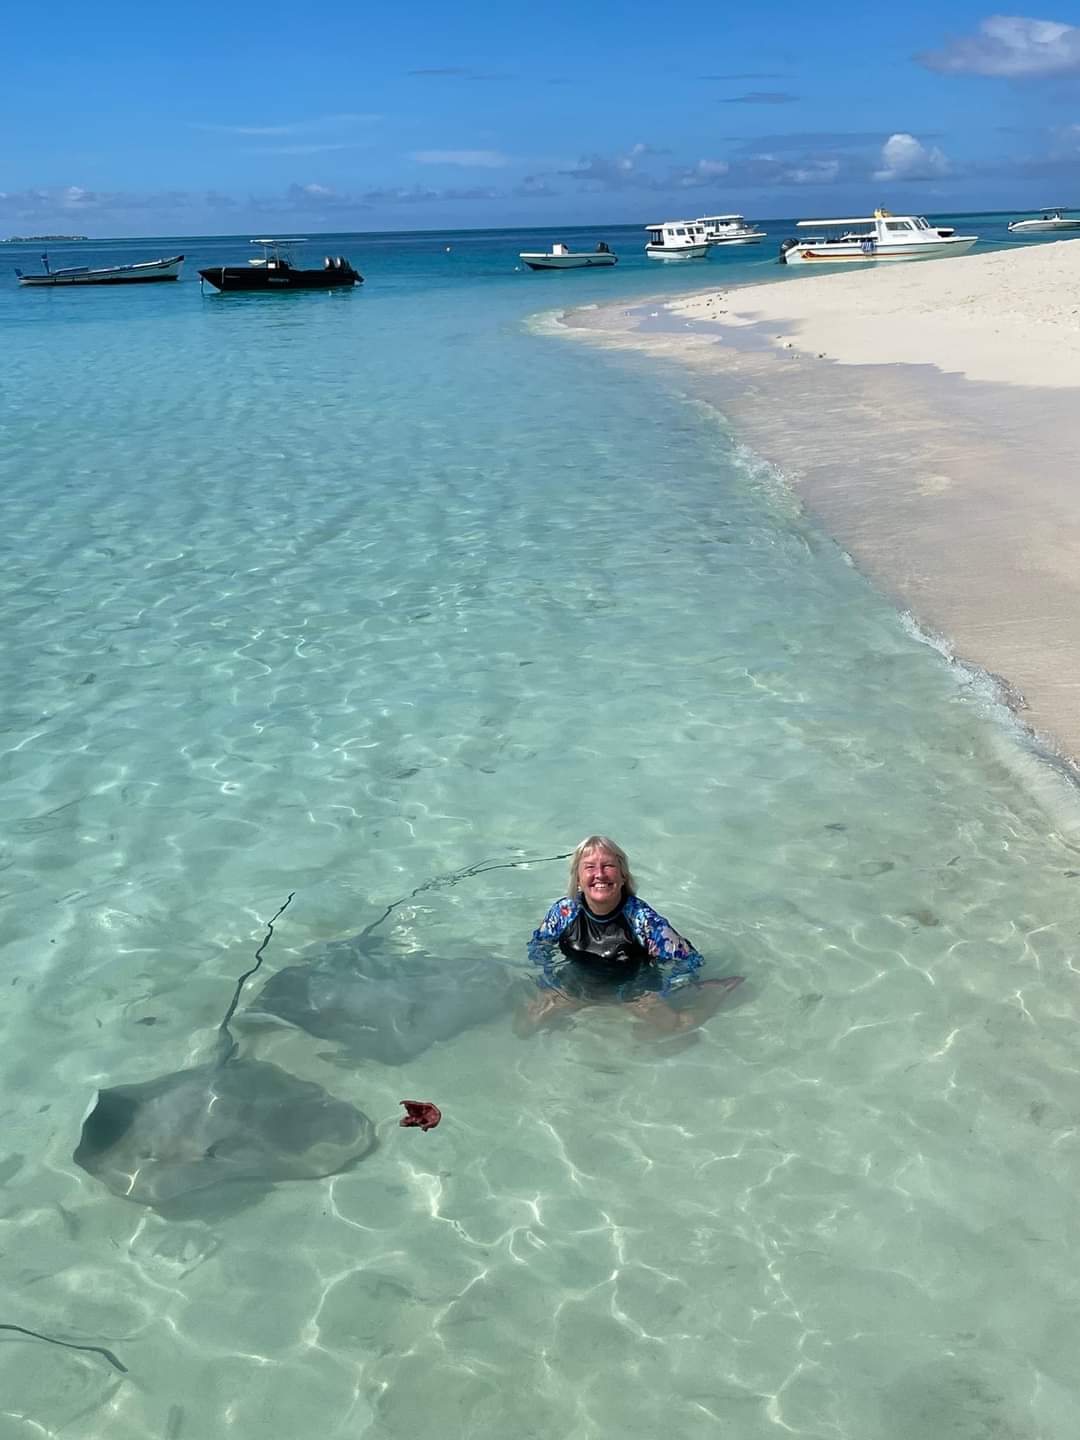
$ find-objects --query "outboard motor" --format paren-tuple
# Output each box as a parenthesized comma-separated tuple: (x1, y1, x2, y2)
(778, 238, 799, 265)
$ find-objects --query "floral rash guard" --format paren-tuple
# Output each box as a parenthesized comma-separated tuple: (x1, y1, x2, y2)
(528, 894, 704, 999)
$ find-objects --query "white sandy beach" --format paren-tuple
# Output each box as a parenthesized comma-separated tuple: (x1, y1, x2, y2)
(563, 239, 1080, 761)
(672, 238, 1080, 389)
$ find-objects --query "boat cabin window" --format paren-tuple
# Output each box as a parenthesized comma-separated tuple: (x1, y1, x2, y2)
(884, 220, 915, 232)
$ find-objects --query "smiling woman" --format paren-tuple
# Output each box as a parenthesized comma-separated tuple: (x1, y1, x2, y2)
(519, 834, 743, 1034)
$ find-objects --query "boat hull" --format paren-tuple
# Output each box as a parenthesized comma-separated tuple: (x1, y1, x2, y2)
(199, 266, 361, 292)
(1007, 218, 1080, 233)
(645, 243, 709, 261)
(17, 256, 184, 286)
(781, 236, 977, 265)
(519, 253, 618, 269)
(705, 233, 766, 246)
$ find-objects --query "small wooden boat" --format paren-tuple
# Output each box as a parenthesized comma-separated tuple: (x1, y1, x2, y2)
(16, 254, 183, 286)
(519, 241, 618, 270)
(199, 238, 362, 292)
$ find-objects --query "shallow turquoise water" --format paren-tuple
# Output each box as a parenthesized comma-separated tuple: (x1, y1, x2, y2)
(2, 222, 1079, 1439)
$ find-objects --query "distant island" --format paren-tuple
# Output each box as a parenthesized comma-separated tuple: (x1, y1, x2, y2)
(2, 234, 88, 243)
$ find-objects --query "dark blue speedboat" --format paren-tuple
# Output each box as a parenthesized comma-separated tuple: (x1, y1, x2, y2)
(199, 238, 362, 292)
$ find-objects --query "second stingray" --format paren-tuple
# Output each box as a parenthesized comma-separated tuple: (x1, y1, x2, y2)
(244, 933, 518, 1065)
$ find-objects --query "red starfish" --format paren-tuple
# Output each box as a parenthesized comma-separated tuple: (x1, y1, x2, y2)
(399, 1100, 441, 1132)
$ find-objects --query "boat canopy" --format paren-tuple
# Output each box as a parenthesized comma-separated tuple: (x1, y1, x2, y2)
(250, 237, 308, 245)
(796, 217, 879, 228)
(698, 214, 746, 221)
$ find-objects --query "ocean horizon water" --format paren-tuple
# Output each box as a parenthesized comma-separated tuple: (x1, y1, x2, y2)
(4, 218, 1080, 1439)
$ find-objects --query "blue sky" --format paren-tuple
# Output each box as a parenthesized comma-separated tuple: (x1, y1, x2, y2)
(2, 3, 1078, 235)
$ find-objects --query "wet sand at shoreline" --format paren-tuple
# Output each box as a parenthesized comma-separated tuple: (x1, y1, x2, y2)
(556, 241, 1080, 764)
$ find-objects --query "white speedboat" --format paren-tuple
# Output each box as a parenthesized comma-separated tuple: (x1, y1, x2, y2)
(778, 210, 977, 265)
(519, 241, 617, 270)
(1008, 208, 1080, 234)
(644, 221, 709, 261)
(16, 253, 184, 286)
(697, 213, 766, 245)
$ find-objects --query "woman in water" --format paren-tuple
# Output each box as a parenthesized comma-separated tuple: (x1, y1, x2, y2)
(520, 835, 739, 1033)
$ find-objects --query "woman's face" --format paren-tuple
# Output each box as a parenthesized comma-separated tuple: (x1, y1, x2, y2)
(578, 848, 623, 915)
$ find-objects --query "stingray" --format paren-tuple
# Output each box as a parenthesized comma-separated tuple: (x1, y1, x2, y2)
(243, 852, 570, 1064)
(74, 896, 376, 1212)
(245, 934, 517, 1064)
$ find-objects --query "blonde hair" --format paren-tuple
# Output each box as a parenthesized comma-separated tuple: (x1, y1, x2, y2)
(569, 835, 636, 898)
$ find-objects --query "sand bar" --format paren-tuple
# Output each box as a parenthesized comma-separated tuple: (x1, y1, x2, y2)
(561, 241, 1080, 764)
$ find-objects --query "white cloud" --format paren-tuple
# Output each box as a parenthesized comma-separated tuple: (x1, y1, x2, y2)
(0, 185, 190, 222)
(919, 15, 1080, 76)
(192, 113, 379, 137)
(558, 143, 671, 190)
(873, 133, 950, 181)
(412, 149, 510, 168)
(249, 143, 369, 156)
(671, 157, 730, 188)
(784, 158, 840, 184)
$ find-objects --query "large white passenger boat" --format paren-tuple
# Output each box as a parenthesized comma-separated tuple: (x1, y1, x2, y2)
(644, 221, 709, 261)
(1007, 208, 1080, 235)
(778, 210, 977, 265)
(697, 214, 766, 245)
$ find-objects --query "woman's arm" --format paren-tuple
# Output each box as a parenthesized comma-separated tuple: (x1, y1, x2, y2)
(625, 897, 704, 996)
(527, 898, 578, 988)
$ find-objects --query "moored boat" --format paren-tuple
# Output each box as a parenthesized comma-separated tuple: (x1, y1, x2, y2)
(697, 214, 766, 245)
(519, 241, 618, 270)
(1007, 208, 1080, 235)
(778, 210, 977, 265)
(16, 254, 184, 286)
(644, 221, 709, 261)
(199, 239, 362, 292)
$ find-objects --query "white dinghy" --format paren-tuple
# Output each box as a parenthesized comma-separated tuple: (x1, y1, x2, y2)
(519, 241, 618, 270)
